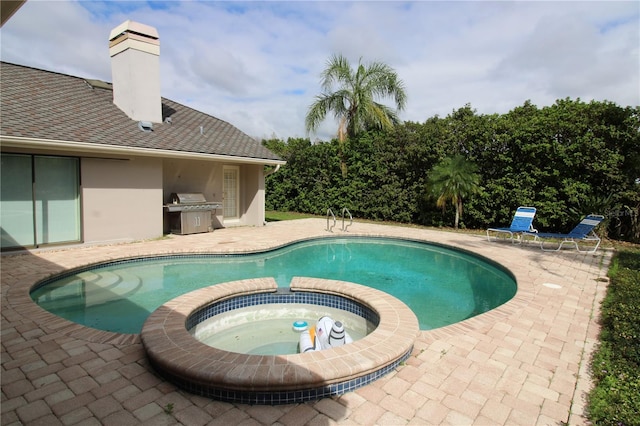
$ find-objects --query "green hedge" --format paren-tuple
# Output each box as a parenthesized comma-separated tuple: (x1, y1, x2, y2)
(587, 248, 640, 425)
(265, 99, 640, 242)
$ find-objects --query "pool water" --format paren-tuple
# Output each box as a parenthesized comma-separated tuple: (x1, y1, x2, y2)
(31, 237, 516, 333)
(191, 304, 373, 355)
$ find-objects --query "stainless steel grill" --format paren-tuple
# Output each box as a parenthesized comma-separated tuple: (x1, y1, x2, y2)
(164, 193, 222, 234)
(165, 193, 221, 212)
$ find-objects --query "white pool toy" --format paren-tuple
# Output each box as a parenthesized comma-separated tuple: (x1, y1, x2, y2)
(299, 316, 353, 352)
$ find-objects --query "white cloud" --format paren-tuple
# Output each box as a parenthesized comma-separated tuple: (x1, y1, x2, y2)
(0, 1, 112, 80)
(1, 0, 637, 141)
(493, 5, 639, 108)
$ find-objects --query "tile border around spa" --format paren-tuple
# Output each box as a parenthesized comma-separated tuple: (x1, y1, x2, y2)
(140, 277, 419, 404)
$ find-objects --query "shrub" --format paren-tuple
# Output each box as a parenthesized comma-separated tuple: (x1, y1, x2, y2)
(587, 247, 640, 425)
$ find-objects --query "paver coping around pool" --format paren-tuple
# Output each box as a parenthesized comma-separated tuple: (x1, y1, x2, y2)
(140, 276, 419, 393)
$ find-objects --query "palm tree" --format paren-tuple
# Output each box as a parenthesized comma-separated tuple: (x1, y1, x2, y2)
(427, 155, 482, 229)
(305, 54, 407, 176)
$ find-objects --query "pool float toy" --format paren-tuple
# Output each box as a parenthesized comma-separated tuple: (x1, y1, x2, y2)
(292, 320, 308, 332)
(299, 316, 353, 352)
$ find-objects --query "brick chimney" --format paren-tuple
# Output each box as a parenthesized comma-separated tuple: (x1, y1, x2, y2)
(109, 20, 162, 123)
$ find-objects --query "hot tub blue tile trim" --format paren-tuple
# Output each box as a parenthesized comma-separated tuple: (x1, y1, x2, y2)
(165, 290, 395, 404)
(186, 291, 380, 330)
(150, 344, 412, 405)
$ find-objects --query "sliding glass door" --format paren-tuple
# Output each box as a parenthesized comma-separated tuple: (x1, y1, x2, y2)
(1, 153, 80, 249)
(34, 156, 81, 245)
(1, 154, 34, 247)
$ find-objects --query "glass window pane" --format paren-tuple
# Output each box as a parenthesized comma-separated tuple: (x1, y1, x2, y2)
(34, 156, 80, 245)
(1, 153, 35, 248)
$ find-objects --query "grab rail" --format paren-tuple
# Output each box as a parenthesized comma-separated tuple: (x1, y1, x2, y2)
(326, 208, 336, 232)
(341, 208, 353, 232)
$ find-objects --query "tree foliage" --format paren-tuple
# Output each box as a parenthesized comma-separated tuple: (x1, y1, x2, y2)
(305, 54, 407, 177)
(266, 99, 640, 242)
(305, 54, 407, 141)
(427, 155, 482, 229)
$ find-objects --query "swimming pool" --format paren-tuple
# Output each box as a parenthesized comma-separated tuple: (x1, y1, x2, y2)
(31, 237, 516, 333)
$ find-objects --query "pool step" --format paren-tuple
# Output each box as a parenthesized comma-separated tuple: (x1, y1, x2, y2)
(76, 270, 144, 306)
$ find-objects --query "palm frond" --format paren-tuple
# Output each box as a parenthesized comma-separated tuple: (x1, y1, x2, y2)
(427, 155, 482, 228)
(306, 54, 407, 141)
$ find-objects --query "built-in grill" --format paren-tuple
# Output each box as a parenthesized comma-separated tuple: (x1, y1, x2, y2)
(164, 193, 222, 235)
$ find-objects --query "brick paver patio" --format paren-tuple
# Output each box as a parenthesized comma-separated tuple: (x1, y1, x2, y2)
(1, 219, 611, 425)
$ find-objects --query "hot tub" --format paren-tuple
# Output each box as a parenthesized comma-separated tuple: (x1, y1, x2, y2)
(140, 277, 419, 404)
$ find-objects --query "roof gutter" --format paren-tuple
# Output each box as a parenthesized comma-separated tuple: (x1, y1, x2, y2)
(0, 136, 286, 166)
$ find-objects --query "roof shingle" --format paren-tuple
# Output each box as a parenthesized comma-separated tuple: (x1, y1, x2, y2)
(0, 62, 283, 162)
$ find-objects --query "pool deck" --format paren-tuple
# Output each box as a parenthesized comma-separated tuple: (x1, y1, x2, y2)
(1, 219, 611, 425)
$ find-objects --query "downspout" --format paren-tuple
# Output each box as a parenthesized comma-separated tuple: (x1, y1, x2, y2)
(264, 164, 281, 177)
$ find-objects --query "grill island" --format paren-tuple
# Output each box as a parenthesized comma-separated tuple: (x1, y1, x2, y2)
(165, 193, 222, 235)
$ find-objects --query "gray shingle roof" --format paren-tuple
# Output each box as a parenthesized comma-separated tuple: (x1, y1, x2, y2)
(0, 62, 283, 162)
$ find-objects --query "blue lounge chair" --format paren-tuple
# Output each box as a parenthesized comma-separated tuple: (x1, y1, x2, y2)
(523, 214, 604, 253)
(486, 207, 537, 243)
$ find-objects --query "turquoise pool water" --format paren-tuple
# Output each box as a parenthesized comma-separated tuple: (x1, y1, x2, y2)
(31, 237, 516, 333)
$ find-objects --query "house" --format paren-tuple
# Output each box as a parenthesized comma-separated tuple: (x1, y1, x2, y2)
(0, 20, 285, 250)
(0, 0, 25, 27)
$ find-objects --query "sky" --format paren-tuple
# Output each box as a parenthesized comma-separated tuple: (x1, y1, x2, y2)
(1, 1, 638, 141)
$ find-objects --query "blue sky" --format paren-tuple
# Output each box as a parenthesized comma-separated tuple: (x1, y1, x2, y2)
(1, 1, 638, 141)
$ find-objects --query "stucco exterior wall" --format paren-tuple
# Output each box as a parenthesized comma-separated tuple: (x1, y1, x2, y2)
(162, 159, 266, 230)
(82, 156, 163, 243)
(242, 164, 265, 226)
(0, 146, 270, 249)
(162, 158, 223, 231)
